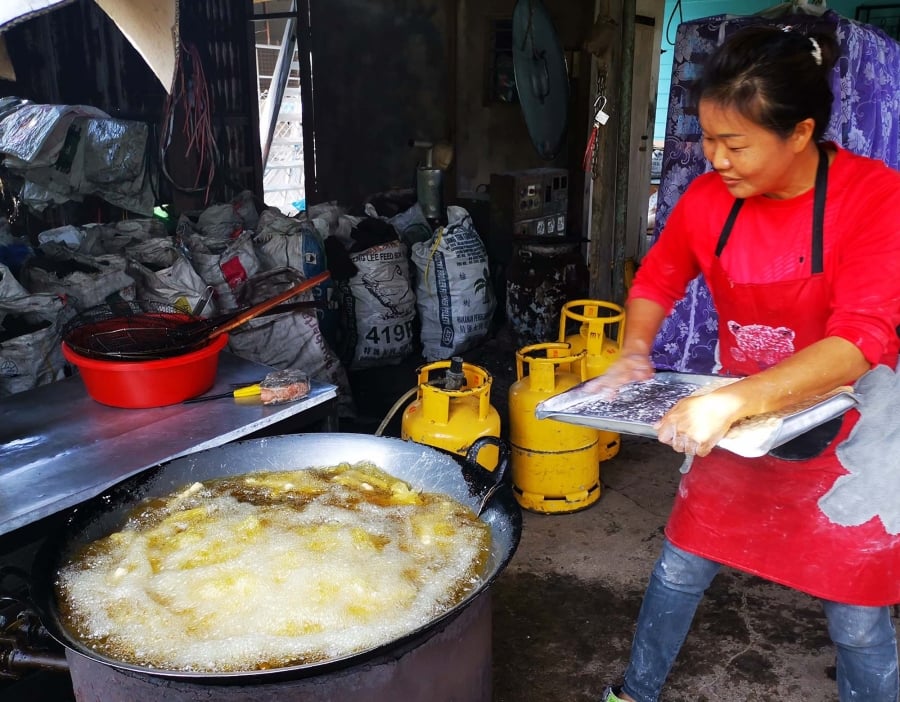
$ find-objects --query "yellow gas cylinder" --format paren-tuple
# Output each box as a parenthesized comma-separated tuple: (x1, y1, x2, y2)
(559, 299, 625, 461)
(508, 342, 600, 514)
(401, 357, 501, 470)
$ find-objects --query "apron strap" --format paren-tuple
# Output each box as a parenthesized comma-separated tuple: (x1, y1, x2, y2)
(715, 199, 744, 257)
(811, 146, 829, 274)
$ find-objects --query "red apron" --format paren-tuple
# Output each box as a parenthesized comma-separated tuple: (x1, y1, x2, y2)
(665, 150, 900, 605)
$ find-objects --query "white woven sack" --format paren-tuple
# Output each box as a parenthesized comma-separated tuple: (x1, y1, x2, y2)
(411, 205, 495, 361)
(343, 240, 416, 368)
(253, 209, 326, 275)
(126, 238, 217, 315)
(185, 230, 260, 312)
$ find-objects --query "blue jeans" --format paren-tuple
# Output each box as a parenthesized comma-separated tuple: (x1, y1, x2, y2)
(621, 539, 899, 702)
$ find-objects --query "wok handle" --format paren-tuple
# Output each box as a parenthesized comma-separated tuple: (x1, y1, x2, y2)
(208, 271, 331, 340)
(465, 436, 511, 516)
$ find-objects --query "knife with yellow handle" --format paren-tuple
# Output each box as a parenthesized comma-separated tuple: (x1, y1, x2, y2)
(183, 383, 261, 404)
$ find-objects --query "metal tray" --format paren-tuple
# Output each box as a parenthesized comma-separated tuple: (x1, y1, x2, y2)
(535, 372, 858, 458)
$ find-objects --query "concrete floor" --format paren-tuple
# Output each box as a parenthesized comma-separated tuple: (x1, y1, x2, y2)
(492, 435, 847, 702)
(346, 324, 899, 702)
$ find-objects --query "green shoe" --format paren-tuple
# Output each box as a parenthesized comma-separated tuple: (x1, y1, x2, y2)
(601, 686, 628, 702)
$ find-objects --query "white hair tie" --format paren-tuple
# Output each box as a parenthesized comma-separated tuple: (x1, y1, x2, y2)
(809, 37, 823, 66)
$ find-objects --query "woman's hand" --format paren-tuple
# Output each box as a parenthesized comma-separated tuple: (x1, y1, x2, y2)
(581, 297, 667, 400)
(654, 390, 745, 457)
(581, 352, 655, 400)
(654, 336, 870, 457)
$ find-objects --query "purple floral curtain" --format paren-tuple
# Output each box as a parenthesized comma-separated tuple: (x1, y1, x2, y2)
(650, 10, 900, 373)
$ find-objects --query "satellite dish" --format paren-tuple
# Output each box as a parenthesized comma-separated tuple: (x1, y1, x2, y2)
(511, 0, 569, 161)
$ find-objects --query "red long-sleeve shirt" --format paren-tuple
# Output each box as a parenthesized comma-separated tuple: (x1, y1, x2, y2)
(631, 144, 900, 365)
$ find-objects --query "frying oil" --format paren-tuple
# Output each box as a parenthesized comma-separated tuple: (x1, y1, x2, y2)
(55, 463, 491, 672)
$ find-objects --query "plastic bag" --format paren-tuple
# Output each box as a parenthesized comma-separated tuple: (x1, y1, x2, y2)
(0, 263, 69, 396)
(20, 243, 135, 311)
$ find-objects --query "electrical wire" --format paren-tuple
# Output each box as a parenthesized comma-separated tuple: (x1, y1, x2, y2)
(582, 124, 599, 173)
(159, 42, 220, 205)
(665, 0, 683, 47)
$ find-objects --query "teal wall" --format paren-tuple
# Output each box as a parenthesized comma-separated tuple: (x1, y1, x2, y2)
(653, 0, 862, 146)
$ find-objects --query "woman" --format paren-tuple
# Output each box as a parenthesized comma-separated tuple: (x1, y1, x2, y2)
(592, 25, 900, 702)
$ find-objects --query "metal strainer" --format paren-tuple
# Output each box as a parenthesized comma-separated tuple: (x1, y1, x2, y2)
(62, 271, 330, 361)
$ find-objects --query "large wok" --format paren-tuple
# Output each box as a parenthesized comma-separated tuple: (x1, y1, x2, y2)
(31, 433, 522, 682)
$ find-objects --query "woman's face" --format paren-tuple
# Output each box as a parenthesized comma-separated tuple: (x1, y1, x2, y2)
(699, 98, 809, 200)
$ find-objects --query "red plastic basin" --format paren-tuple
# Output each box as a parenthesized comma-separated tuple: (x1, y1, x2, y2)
(61, 334, 228, 409)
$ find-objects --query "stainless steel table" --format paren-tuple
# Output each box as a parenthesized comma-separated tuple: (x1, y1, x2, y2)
(0, 353, 338, 537)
